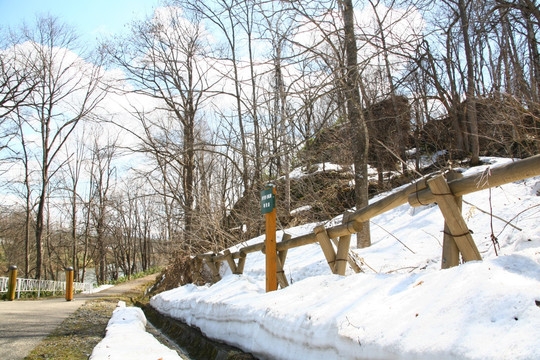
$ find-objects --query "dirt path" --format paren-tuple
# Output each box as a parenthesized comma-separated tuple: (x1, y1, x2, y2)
(0, 274, 159, 360)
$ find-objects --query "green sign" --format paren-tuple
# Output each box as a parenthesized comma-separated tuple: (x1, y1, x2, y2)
(261, 187, 275, 214)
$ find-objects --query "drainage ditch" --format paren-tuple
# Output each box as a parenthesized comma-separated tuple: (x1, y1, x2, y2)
(139, 302, 257, 360)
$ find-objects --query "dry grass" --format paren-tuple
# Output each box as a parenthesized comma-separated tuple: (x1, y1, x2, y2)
(24, 298, 122, 360)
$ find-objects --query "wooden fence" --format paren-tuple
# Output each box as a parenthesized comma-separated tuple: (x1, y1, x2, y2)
(196, 154, 540, 288)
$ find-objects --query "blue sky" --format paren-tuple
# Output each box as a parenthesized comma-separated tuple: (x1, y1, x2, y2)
(0, 0, 161, 45)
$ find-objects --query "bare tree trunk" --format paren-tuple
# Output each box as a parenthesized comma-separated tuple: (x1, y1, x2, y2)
(341, 0, 371, 247)
(458, 0, 480, 165)
(247, 29, 262, 187)
(35, 182, 46, 279)
(370, 0, 407, 173)
(274, 41, 291, 215)
(523, 10, 540, 102)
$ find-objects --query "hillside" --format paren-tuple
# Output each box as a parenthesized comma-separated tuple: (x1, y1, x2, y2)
(150, 157, 540, 359)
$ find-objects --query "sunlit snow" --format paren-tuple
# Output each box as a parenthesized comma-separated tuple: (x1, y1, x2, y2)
(95, 157, 540, 360)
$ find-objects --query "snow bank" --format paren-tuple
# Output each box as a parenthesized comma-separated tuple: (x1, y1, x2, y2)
(152, 257, 540, 360)
(90, 301, 181, 360)
(151, 157, 540, 359)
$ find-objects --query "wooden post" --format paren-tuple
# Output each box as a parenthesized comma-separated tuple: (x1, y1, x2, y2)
(335, 212, 353, 275)
(224, 249, 238, 274)
(65, 267, 74, 301)
(441, 171, 463, 269)
(8, 265, 17, 301)
(206, 257, 222, 283)
(262, 185, 277, 292)
(236, 253, 247, 275)
(276, 234, 290, 288)
(314, 225, 337, 273)
(428, 175, 481, 262)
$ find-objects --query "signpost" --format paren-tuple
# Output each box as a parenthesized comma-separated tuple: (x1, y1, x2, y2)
(261, 184, 277, 292)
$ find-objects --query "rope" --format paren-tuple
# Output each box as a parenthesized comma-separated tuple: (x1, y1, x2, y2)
(443, 229, 472, 238)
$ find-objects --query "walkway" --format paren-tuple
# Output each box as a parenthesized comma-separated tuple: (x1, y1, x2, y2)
(0, 274, 158, 360)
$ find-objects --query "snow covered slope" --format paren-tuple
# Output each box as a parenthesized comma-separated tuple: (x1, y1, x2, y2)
(151, 158, 540, 360)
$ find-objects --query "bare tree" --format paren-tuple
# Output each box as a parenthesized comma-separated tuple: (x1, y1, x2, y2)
(339, 0, 371, 247)
(88, 133, 118, 284)
(59, 131, 87, 281)
(13, 16, 106, 279)
(14, 108, 36, 277)
(0, 35, 37, 153)
(107, 8, 214, 252)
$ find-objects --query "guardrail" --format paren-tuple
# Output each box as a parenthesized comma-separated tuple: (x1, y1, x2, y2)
(0, 276, 94, 299)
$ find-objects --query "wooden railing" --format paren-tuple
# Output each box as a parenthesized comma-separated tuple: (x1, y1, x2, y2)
(196, 154, 540, 287)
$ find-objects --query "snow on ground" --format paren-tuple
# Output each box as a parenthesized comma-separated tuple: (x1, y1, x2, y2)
(90, 301, 182, 360)
(150, 157, 540, 360)
(82, 284, 114, 294)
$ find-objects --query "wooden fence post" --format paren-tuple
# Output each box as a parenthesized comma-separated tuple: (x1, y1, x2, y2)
(224, 249, 238, 274)
(236, 253, 247, 275)
(441, 171, 463, 269)
(314, 225, 337, 273)
(334, 212, 352, 275)
(65, 267, 74, 301)
(224, 249, 247, 275)
(8, 265, 17, 301)
(277, 234, 291, 288)
(428, 175, 482, 262)
(205, 256, 222, 283)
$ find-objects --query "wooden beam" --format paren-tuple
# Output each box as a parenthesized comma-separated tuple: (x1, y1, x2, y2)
(410, 154, 540, 207)
(278, 249, 288, 268)
(441, 171, 462, 269)
(236, 253, 247, 274)
(335, 212, 352, 275)
(428, 175, 481, 262)
(205, 257, 222, 283)
(314, 225, 337, 273)
(277, 234, 291, 288)
(276, 257, 288, 289)
(224, 249, 238, 274)
(348, 252, 364, 273)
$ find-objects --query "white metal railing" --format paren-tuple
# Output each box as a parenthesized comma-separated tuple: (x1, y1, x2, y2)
(0, 276, 94, 299)
(0, 277, 8, 293)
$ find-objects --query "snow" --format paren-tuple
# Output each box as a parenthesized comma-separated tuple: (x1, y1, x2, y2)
(82, 284, 114, 294)
(288, 163, 348, 180)
(94, 157, 540, 359)
(89, 301, 182, 360)
(290, 205, 312, 215)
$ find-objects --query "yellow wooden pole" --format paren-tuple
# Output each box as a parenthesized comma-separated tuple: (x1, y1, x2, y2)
(65, 267, 74, 301)
(7, 265, 17, 301)
(262, 185, 277, 292)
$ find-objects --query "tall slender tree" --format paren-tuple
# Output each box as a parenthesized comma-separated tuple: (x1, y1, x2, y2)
(20, 16, 105, 279)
